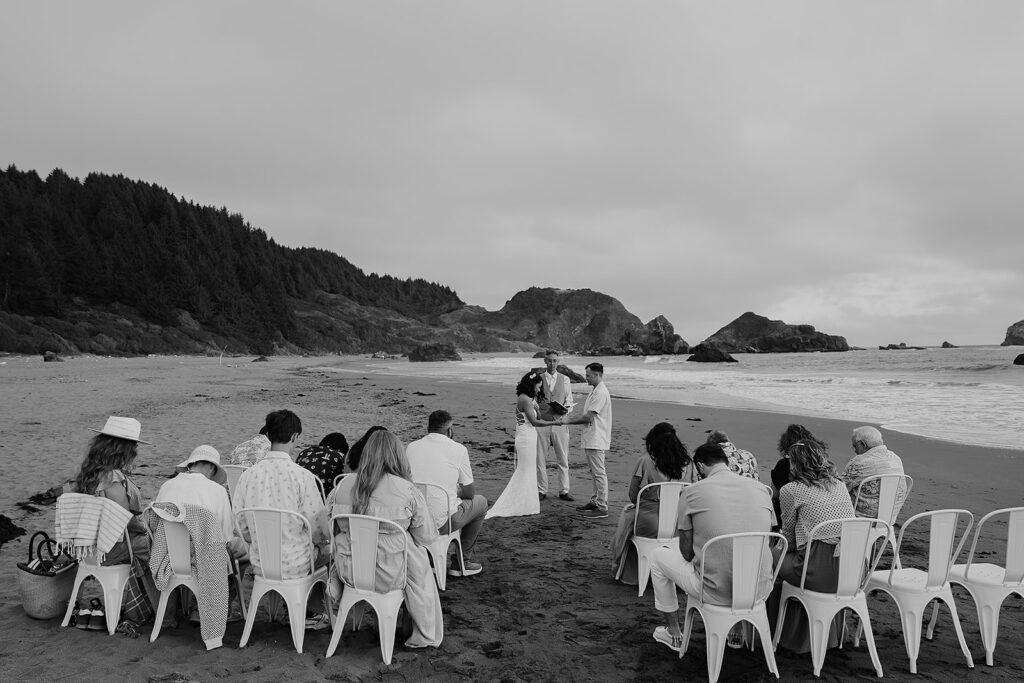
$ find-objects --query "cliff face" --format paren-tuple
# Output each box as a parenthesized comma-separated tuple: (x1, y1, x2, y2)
(702, 312, 849, 353)
(455, 288, 689, 355)
(1001, 320, 1024, 346)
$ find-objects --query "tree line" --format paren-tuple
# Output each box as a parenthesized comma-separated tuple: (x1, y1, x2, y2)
(0, 166, 462, 352)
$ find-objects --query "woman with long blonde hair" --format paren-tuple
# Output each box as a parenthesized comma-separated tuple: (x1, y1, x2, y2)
(324, 429, 443, 648)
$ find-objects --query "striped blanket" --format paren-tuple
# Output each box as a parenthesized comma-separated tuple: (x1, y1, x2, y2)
(54, 493, 132, 562)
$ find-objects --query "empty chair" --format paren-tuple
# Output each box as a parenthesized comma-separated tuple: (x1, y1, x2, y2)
(222, 465, 248, 496)
(415, 482, 466, 591)
(235, 507, 329, 654)
(614, 482, 687, 597)
(927, 506, 1024, 666)
(773, 517, 891, 677)
(325, 514, 408, 664)
(861, 508, 975, 674)
(56, 493, 136, 636)
(679, 531, 787, 683)
(853, 473, 913, 567)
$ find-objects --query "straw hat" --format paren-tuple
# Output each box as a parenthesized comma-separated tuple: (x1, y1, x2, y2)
(89, 416, 151, 445)
(177, 445, 227, 485)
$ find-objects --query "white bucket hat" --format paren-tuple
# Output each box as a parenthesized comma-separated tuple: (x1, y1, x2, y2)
(89, 416, 151, 445)
(177, 445, 226, 485)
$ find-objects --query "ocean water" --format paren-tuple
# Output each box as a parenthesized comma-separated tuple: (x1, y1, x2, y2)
(323, 346, 1024, 451)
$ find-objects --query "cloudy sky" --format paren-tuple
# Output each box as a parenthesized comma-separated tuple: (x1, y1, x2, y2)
(3, 1, 1022, 346)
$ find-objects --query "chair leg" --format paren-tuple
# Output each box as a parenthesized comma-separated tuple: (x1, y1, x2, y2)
(102, 577, 127, 635)
(808, 605, 835, 677)
(636, 549, 651, 598)
(943, 596, 975, 669)
(851, 604, 883, 678)
(376, 605, 398, 665)
(150, 590, 171, 643)
(327, 600, 354, 658)
(239, 584, 269, 648)
(771, 595, 791, 650)
(751, 613, 779, 678)
(286, 596, 306, 654)
(895, 601, 923, 675)
(926, 599, 940, 640)
(704, 621, 728, 683)
(61, 569, 89, 627)
(680, 605, 697, 656)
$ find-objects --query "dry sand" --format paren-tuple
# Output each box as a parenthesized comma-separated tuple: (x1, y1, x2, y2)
(1, 354, 1022, 682)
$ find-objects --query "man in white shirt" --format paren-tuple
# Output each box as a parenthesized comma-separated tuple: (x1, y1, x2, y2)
(535, 350, 576, 502)
(407, 410, 487, 577)
(565, 362, 612, 518)
(232, 410, 328, 581)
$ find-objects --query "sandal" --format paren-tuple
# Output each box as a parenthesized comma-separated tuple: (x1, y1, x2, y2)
(87, 598, 107, 631)
(653, 625, 684, 653)
(74, 601, 92, 630)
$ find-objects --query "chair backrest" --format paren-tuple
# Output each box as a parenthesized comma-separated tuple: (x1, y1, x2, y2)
(700, 532, 787, 611)
(633, 482, 688, 540)
(329, 513, 407, 592)
(313, 476, 326, 503)
(801, 517, 891, 597)
(414, 481, 454, 533)
(222, 465, 248, 494)
(853, 473, 913, 523)
(234, 507, 316, 581)
(960, 506, 1024, 585)
(889, 508, 973, 589)
(333, 473, 353, 490)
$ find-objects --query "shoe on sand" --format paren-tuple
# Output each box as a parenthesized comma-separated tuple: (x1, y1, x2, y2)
(305, 612, 331, 631)
(86, 598, 106, 631)
(558, 492, 575, 501)
(576, 501, 599, 511)
(539, 493, 547, 500)
(74, 601, 92, 630)
(653, 626, 683, 653)
(447, 557, 482, 577)
(578, 508, 608, 519)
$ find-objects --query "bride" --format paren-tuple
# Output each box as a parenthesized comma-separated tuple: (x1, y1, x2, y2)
(486, 371, 565, 519)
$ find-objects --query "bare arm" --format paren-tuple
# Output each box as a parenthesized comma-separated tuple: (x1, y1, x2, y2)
(679, 529, 695, 562)
(565, 410, 596, 426)
(520, 395, 560, 427)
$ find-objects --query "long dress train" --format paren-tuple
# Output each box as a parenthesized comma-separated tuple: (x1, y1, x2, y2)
(485, 407, 541, 519)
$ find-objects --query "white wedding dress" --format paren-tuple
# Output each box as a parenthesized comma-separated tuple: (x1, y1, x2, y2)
(485, 404, 541, 519)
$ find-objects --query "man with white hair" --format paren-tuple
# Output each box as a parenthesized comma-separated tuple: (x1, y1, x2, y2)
(842, 426, 906, 519)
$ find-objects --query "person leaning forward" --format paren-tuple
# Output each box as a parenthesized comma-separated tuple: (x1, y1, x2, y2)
(406, 410, 487, 577)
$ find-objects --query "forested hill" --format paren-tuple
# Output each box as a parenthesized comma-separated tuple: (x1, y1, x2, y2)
(0, 166, 463, 354)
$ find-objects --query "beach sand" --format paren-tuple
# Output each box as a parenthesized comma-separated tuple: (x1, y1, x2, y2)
(1, 354, 1022, 682)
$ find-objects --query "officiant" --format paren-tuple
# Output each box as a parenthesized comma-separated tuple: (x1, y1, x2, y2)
(536, 350, 576, 502)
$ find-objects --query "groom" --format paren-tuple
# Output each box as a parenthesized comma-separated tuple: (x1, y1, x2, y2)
(536, 350, 575, 502)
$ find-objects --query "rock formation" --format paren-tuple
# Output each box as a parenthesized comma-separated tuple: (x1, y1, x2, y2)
(701, 312, 849, 354)
(409, 342, 462, 362)
(941, 341, 958, 348)
(686, 343, 738, 363)
(1014, 353, 1024, 366)
(879, 343, 926, 351)
(1002, 320, 1024, 346)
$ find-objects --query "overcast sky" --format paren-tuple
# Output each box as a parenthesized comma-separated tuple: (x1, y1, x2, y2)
(3, 1, 1022, 346)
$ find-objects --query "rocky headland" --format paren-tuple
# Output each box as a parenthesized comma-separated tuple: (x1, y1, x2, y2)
(700, 312, 849, 354)
(1002, 320, 1024, 346)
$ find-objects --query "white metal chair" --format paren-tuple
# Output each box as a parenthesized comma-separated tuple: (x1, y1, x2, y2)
(679, 531, 787, 683)
(853, 473, 913, 568)
(613, 481, 688, 597)
(325, 514, 408, 664)
(222, 465, 248, 496)
(927, 506, 1024, 666)
(57, 494, 134, 636)
(773, 517, 891, 677)
(861, 508, 975, 674)
(146, 503, 246, 644)
(333, 473, 353, 490)
(313, 476, 326, 503)
(415, 482, 466, 591)
(235, 507, 329, 653)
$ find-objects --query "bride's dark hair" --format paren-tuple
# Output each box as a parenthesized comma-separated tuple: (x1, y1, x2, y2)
(644, 422, 690, 480)
(516, 371, 544, 399)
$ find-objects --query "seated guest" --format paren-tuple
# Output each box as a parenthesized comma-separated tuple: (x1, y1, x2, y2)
(842, 426, 907, 519)
(407, 410, 487, 578)
(771, 424, 827, 522)
(153, 444, 247, 632)
(648, 443, 775, 652)
(324, 430, 443, 649)
(770, 439, 856, 653)
(232, 410, 328, 580)
(296, 432, 349, 497)
(610, 422, 696, 584)
(229, 427, 271, 467)
(706, 429, 760, 479)
(68, 416, 159, 625)
(345, 425, 387, 472)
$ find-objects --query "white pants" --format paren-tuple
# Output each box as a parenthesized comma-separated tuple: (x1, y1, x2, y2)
(584, 448, 608, 510)
(535, 425, 570, 495)
(650, 545, 702, 612)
